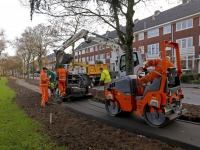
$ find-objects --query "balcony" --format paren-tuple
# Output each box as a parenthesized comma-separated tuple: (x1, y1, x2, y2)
(145, 53, 160, 60)
(179, 47, 195, 56)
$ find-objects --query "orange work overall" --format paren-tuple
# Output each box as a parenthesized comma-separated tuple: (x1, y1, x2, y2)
(56, 68, 69, 96)
(139, 59, 174, 85)
(39, 71, 49, 107)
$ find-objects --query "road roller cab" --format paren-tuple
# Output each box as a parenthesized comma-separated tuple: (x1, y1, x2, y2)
(105, 41, 187, 127)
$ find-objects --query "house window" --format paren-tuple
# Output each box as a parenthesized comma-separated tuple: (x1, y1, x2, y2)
(100, 54, 105, 59)
(199, 35, 200, 45)
(90, 47, 94, 52)
(95, 55, 98, 60)
(106, 52, 110, 59)
(133, 35, 135, 42)
(99, 44, 103, 50)
(163, 25, 171, 34)
(147, 28, 159, 38)
(89, 56, 94, 61)
(138, 32, 144, 40)
(82, 49, 85, 54)
(176, 19, 193, 31)
(148, 43, 159, 55)
(86, 57, 89, 61)
(139, 46, 144, 54)
(82, 57, 85, 62)
(75, 59, 78, 62)
(78, 50, 82, 55)
(95, 45, 98, 51)
(180, 55, 194, 70)
(75, 52, 78, 56)
(176, 37, 193, 48)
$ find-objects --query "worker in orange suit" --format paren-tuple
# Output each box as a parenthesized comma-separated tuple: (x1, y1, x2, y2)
(56, 64, 70, 97)
(139, 56, 174, 86)
(39, 67, 51, 107)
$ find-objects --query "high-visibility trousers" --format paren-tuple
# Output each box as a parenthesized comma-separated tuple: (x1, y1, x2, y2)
(40, 86, 49, 106)
(58, 80, 66, 95)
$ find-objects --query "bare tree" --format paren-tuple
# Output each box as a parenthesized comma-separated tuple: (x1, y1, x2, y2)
(32, 24, 56, 71)
(0, 29, 6, 56)
(13, 24, 56, 75)
(48, 14, 97, 68)
(28, 0, 179, 75)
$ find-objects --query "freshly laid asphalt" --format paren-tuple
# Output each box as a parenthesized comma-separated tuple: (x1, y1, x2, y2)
(11, 77, 200, 149)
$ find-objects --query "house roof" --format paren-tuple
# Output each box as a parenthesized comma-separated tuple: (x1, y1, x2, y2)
(76, 0, 200, 51)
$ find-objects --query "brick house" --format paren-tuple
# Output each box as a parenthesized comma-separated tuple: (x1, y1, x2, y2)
(74, 0, 200, 73)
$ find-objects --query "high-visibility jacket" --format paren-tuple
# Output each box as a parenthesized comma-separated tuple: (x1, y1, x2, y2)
(39, 70, 49, 87)
(144, 58, 174, 76)
(56, 68, 69, 81)
(100, 69, 111, 83)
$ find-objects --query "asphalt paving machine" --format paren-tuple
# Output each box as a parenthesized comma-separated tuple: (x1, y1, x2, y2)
(104, 41, 187, 127)
(52, 53, 91, 102)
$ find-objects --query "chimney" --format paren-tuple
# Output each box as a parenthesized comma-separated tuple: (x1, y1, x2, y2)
(134, 19, 139, 24)
(106, 30, 110, 36)
(182, 0, 190, 4)
(154, 10, 160, 16)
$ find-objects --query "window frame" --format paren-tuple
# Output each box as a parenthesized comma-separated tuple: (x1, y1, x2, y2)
(138, 32, 144, 40)
(147, 43, 159, 55)
(163, 25, 171, 35)
(176, 37, 193, 49)
(147, 28, 159, 38)
(176, 19, 193, 31)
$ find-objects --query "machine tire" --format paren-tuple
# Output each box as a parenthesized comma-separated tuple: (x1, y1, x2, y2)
(143, 104, 168, 127)
(105, 99, 121, 117)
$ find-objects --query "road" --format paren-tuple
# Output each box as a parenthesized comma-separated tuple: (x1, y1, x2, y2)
(182, 88, 200, 105)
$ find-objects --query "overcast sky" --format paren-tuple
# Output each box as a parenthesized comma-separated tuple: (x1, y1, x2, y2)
(0, 0, 181, 56)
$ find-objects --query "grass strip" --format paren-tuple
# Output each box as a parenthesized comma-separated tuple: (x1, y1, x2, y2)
(0, 77, 66, 150)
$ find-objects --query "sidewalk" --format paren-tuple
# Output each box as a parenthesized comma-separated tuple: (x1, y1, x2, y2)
(181, 83, 200, 89)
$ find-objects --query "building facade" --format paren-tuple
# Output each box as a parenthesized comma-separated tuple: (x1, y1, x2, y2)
(74, 0, 200, 73)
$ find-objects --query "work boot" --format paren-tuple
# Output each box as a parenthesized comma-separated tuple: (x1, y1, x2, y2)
(63, 92, 66, 97)
(41, 102, 46, 107)
(45, 101, 49, 106)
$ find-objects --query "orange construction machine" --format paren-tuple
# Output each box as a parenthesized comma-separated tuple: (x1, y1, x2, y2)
(105, 41, 187, 127)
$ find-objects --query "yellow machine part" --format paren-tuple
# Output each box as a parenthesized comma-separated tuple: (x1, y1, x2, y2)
(68, 62, 109, 77)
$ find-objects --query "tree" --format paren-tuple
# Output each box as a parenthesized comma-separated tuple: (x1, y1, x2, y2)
(32, 24, 56, 71)
(0, 29, 6, 56)
(13, 24, 56, 75)
(48, 15, 97, 68)
(28, 0, 178, 75)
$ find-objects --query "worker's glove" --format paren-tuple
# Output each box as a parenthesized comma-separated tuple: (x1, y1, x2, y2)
(99, 81, 104, 86)
(143, 68, 147, 72)
(48, 75, 51, 79)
